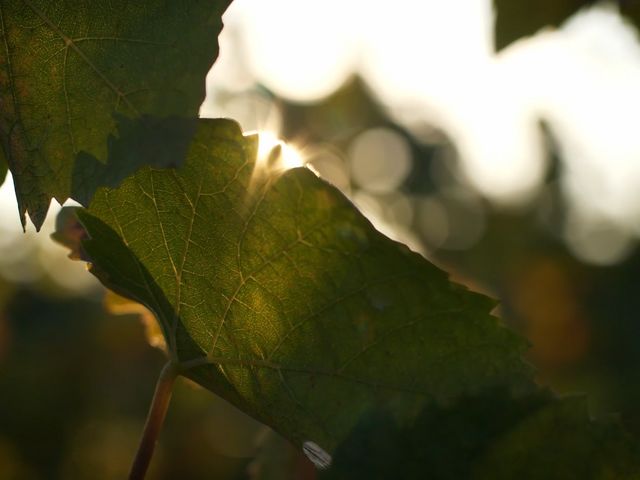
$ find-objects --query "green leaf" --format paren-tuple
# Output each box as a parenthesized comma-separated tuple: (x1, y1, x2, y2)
(494, 0, 595, 51)
(0, 0, 231, 230)
(62, 117, 531, 461)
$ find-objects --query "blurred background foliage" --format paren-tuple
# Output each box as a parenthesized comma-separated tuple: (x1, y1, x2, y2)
(3, 0, 640, 478)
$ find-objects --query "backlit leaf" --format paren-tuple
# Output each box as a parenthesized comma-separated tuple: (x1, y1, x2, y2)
(60, 117, 531, 459)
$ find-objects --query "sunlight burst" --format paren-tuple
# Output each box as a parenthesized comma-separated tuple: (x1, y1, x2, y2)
(256, 130, 304, 170)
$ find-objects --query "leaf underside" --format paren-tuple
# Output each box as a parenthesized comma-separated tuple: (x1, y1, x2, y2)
(71, 117, 531, 455)
(0, 0, 231, 229)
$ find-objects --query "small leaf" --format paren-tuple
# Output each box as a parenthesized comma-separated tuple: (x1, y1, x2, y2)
(59, 117, 531, 456)
(0, 0, 231, 229)
(51, 206, 88, 261)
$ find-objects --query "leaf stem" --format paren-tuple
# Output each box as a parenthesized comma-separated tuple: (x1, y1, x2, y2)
(129, 361, 178, 480)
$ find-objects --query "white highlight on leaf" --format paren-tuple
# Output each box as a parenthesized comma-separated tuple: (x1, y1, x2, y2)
(302, 441, 332, 469)
(245, 130, 305, 197)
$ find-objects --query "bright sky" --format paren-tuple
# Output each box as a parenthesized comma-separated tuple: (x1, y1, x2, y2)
(203, 0, 640, 265)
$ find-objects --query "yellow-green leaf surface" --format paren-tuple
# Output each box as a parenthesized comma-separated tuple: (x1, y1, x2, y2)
(71, 118, 531, 459)
(0, 0, 231, 229)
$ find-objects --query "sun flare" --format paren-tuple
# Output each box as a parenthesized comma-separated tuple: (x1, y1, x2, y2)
(256, 130, 304, 170)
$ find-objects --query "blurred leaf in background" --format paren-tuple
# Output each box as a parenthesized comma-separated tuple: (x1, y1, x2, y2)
(494, 0, 640, 50)
(322, 392, 640, 479)
(494, 0, 597, 50)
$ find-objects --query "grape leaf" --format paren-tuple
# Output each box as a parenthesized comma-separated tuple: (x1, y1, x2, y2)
(0, 0, 231, 230)
(61, 117, 531, 460)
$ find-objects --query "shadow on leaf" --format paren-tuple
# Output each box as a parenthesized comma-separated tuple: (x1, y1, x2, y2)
(71, 115, 197, 206)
